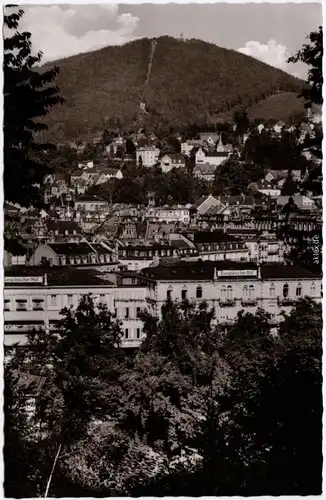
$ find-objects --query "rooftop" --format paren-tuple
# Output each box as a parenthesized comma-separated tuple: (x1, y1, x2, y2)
(193, 230, 239, 244)
(140, 260, 321, 282)
(5, 266, 116, 287)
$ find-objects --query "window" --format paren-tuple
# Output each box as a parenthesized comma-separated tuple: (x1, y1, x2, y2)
(32, 299, 44, 311)
(226, 286, 233, 300)
(4, 299, 10, 311)
(50, 295, 57, 306)
(125, 307, 129, 319)
(125, 328, 129, 339)
(167, 286, 172, 299)
(221, 286, 226, 299)
(181, 288, 187, 301)
(249, 285, 254, 299)
(16, 299, 27, 311)
(67, 294, 73, 305)
(196, 285, 202, 299)
(310, 282, 316, 296)
(100, 294, 105, 303)
(136, 307, 141, 317)
(269, 283, 275, 297)
(136, 328, 141, 339)
(283, 284, 289, 298)
(243, 285, 248, 298)
(296, 283, 302, 297)
(114, 308, 117, 318)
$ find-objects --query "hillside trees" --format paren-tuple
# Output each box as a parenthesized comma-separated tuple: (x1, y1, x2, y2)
(233, 108, 250, 143)
(4, 7, 64, 207)
(212, 158, 264, 195)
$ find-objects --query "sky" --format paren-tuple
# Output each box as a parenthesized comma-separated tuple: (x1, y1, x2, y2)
(15, 3, 322, 78)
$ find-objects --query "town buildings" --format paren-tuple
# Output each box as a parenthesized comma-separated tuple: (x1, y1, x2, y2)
(4, 259, 322, 349)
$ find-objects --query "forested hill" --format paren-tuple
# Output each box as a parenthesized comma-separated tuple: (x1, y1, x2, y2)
(43, 36, 305, 141)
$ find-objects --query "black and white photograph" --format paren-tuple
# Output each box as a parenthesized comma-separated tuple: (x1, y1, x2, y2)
(3, 2, 323, 497)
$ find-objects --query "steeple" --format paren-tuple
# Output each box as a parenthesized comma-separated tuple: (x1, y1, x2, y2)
(216, 135, 225, 153)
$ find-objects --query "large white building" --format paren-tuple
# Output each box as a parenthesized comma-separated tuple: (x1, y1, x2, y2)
(4, 261, 321, 349)
(136, 146, 160, 167)
(4, 268, 148, 348)
(141, 260, 322, 324)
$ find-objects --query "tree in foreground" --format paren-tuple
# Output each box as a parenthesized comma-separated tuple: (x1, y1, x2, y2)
(4, 294, 125, 497)
(287, 26, 323, 107)
(198, 299, 322, 496)
(4, 7, 64, 207)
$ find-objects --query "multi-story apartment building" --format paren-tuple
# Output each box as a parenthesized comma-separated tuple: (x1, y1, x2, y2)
(4, 267, 148, 349)
(5, 260, 321, 349)
(141, 260, 322, 324)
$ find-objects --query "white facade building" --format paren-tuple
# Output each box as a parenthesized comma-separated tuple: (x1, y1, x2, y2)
(4, 270, 147, 348)
(136, 146, 160, 167)
(141, 261, 321, 325)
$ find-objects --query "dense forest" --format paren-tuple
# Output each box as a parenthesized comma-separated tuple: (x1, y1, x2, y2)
(41, 36, 304, 141)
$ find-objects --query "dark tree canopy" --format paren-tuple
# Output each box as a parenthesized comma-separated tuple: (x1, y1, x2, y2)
(287, 26, 323, 107)
(4, 7, 64, 207)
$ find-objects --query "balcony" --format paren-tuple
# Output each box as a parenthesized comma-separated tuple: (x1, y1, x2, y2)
(219, 299, 236, 307)
(277, 297, 297, 307)
(241, 298, 258, 307)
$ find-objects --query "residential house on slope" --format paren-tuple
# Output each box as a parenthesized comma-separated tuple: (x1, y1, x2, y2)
(193, 163, 217, 181)
(160, 154, 186, 173)
(199, 132, 220, 147)
(195, 147, 229, 167)
(74, 196, 109, 212)
(181, 139, 202, 156)
(194, 195, 224, 216)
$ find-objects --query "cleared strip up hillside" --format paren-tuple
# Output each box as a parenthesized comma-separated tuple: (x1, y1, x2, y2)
(43, 36, 305, 141)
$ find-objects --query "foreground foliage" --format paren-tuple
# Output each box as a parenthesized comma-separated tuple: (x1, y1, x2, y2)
(4, 295, 322, 497)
